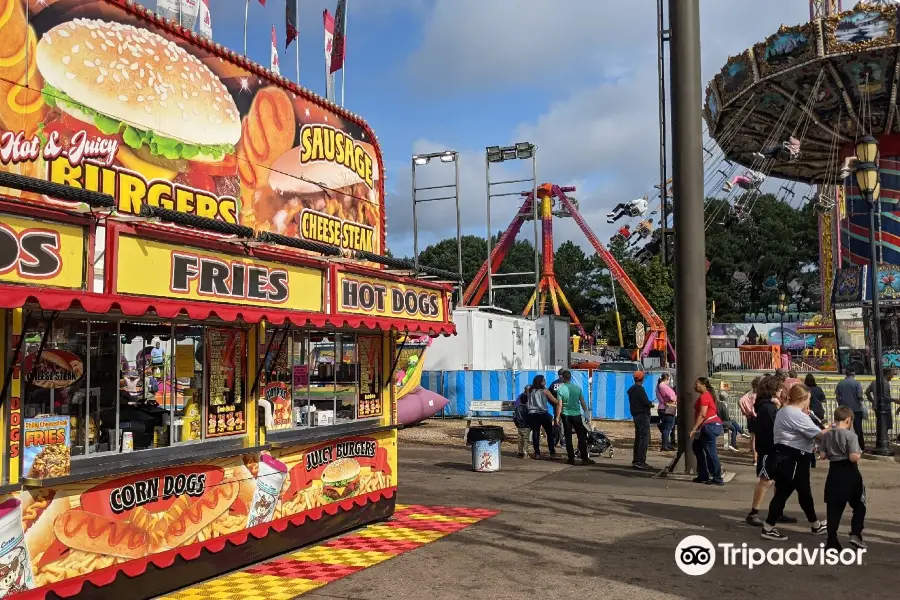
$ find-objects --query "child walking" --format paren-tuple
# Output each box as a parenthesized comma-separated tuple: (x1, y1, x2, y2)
(514, 385, 533, 458)
(820, 406, 867, 550)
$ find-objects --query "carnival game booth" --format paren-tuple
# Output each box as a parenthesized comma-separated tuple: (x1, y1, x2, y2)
(0, 1, 456, 598)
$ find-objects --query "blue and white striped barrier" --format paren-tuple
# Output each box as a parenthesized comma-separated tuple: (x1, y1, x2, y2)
(422, 369, 656, 419)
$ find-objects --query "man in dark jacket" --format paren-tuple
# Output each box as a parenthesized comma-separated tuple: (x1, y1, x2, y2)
(746, 375, 796, 526)
(629, 372, 654, 470)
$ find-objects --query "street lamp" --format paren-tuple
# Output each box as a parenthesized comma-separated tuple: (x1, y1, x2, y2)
(854, 134, 890, 455)
(777, 292, 787, 360)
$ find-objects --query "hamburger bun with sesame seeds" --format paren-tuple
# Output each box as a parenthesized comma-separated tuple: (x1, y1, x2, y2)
(36, 18, 242, 195)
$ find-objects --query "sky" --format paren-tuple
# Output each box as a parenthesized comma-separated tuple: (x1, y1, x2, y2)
(136, 0, 813, 258)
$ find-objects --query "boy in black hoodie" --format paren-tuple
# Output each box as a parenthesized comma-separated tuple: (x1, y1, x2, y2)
(746, 375, 797, 526)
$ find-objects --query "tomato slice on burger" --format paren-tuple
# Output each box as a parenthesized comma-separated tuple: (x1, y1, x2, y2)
(196, 154, 238, 178)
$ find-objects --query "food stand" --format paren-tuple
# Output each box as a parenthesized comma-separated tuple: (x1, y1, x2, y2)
(0, 1, 455, 598)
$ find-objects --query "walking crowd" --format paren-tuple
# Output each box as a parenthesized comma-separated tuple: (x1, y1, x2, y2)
(510, 366, 894, 550)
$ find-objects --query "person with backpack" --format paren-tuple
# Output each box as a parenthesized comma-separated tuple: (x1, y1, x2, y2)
(514, 385, 533, 459)
(527, 375, 562, 460)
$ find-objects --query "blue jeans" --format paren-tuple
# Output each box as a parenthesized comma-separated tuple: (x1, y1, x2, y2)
(692, 422, 723, 482)
(657, 410, 676, 449)
(727, 420, 744, 447)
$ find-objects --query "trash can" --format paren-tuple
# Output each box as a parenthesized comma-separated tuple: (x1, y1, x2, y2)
(466, 426, 505, 472)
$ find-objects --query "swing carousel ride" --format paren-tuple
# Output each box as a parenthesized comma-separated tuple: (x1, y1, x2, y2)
(703, 0, 900, 371)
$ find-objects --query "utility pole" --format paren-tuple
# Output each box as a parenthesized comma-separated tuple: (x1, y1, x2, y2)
(669, 0, 706, 474)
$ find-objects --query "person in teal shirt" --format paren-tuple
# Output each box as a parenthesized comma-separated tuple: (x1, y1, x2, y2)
(556, 370, 595, 465)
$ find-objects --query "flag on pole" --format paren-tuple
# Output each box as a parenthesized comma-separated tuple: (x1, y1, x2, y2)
(324, 10, 336, 101)
(270, 26, 281, 75)
(198, 0, 212, 38)
(156, 0, 179, 22)
(286, 0, 298, 48)
(258, 0, 266, 5)
(179, 0, 200, 30)
(330, 0, 347, 73)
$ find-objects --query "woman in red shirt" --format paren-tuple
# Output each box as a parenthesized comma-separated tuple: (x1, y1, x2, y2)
(690, 377, 725, 485)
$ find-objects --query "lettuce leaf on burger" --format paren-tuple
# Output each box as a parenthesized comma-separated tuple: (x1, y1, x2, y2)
(36, 19, 242, 196)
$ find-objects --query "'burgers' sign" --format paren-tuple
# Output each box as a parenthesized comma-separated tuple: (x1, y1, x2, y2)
(0, 0, 383, 255)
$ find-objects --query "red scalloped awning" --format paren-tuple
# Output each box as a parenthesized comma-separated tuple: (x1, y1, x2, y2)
(0, 286, 456, 335)
(15, 487, 396, 600)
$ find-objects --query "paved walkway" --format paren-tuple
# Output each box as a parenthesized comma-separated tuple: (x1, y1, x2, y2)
(298, 443, 899, 600)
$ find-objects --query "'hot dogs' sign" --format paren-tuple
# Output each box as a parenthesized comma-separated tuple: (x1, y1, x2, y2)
(0, 214, 85, 289)
(114, 235, 325, 311)
(336, 272, 446, 322)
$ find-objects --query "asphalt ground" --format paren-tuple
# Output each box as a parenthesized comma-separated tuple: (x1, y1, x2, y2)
(298, 441, 900, 600)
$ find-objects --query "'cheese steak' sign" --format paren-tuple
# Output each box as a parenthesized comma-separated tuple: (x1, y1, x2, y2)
(0, 214, 85, 289)
(115, 235, 324, 311)
(336, 272, 445, 322)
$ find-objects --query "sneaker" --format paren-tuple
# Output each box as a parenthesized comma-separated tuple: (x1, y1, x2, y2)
(826, 539, 842, 551)
(691, 477, 709, 484)
(761, 527, 788, 541)
(707, 479, 725, 486)
(741, 432, 752, 439)
(637, 463, 655, 471)
(724, 444, 737, 451)
(811, 521, 828, 535)
(849, 535, 867, 549)
(581, 458, 597, 466)
(777, 515, 797, 524)
(746, 513, 764, 526)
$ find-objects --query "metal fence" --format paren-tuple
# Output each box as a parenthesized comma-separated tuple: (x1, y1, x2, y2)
(716, 378, 898, 442)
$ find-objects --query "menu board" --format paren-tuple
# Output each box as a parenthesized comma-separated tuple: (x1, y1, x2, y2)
(357, 336, 382, 418)
(205, 329, 246, 437)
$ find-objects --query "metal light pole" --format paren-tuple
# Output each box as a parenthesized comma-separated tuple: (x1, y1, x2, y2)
(485, 143, 538, 314)
(854, 135, 890, 455)
(669, 0, 705, 474)
(411, 151, 464, 299)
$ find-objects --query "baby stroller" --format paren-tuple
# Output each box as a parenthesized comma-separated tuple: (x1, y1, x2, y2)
(574, 410, 614, 459)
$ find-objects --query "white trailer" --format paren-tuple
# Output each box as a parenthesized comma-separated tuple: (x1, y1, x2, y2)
(424, 308, 570, 371)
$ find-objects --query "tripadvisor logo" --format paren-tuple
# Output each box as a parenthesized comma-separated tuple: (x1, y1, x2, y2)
(675, 535, 865, 575)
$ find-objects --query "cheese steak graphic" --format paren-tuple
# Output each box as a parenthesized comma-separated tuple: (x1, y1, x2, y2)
(0, 0, 383, 254)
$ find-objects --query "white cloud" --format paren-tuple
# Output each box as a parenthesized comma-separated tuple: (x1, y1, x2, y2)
(388, 0, 815, 255)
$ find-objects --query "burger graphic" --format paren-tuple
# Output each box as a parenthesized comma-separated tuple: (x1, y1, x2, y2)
(320, 458, 361, 501)
(36, 19, 242, 198)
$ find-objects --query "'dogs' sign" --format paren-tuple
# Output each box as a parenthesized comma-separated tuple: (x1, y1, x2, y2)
(0, 0, 383, 255)
(0, 214, 85, 289)
(337, 272, 444, 321)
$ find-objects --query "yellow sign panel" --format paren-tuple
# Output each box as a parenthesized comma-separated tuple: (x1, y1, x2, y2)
(0, 214, 85, 289)
(336, 272, 445, 322)
(116, 236, 324, 311)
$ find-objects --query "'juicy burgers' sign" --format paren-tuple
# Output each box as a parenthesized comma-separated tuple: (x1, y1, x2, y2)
(0, 0, 383, 254)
